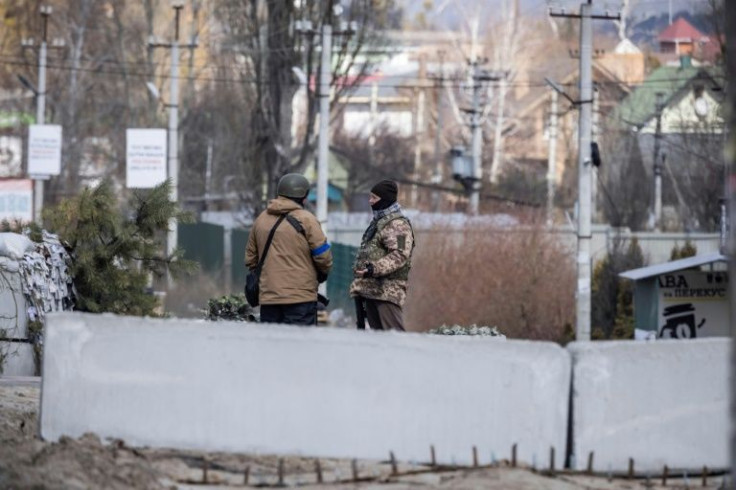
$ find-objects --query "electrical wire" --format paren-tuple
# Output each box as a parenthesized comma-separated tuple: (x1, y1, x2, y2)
(0, 53, 722, 92)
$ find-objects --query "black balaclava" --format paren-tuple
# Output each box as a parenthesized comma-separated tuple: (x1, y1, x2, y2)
(370, 180, 398, 211)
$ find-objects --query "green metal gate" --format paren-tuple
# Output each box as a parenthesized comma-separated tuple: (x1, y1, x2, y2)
(178, 222, 224, 274)
(326, 242, 358, 313)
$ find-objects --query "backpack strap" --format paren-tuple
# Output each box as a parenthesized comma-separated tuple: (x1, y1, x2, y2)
(255, 214, 288, 273)
(285, 214, 306, 236)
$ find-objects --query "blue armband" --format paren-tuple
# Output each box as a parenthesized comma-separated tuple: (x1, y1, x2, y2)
(311, 242, 331, 256)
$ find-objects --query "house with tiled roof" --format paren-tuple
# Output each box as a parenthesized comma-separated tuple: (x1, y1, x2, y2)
(657, 18, 710, 56)
(611, 58, 725, 231)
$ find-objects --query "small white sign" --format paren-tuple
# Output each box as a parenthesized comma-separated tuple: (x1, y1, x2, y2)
(0, 179, 33, 222)
(126, 129, 167, 188)
(657, 270, 730, 338)
(28, 124, 62, 176)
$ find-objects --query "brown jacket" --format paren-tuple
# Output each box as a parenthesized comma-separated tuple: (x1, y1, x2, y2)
(245, 197, 332, 305)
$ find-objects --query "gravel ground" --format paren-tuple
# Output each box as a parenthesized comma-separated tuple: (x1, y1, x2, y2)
(0, 380, 728, 489)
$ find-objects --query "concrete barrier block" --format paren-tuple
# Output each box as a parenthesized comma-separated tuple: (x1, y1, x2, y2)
(569, 339, 729, 473)
(41, 313, 571, 466)
(1, 342, 36, 376)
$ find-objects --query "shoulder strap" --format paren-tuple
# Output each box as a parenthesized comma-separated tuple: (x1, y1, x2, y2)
(285, 214, 306, 236)
(256, 213, 288, 272)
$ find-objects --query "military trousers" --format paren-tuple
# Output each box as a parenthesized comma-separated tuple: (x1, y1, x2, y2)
(364, 298, 405, 331)
(260, 301, 317, 326)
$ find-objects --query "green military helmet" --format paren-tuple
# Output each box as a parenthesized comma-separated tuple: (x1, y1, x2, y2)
(277, 173, 310, 198)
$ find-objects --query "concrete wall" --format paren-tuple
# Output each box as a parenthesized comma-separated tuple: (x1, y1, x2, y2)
(39, 313, 729, 472)
(0, 265, 28, 338)
(0, 342, 35, 376)
(0, 266, 34, 376)
(40, 312, 571, 466)
(569, 339, 729, 473)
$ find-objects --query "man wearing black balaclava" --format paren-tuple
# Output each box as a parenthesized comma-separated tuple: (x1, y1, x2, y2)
(350, 180, 415, 331)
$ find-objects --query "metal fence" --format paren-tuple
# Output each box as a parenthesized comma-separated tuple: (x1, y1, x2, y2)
(180, 221, 720, 311)
(326, 243, 358, 313)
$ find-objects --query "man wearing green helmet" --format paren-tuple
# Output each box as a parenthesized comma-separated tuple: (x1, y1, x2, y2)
(246, 173, 333, 325)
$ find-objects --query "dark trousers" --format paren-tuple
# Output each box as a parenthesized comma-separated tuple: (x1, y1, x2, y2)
(260, 301, 317, 326)
(364, 299, 405, 331)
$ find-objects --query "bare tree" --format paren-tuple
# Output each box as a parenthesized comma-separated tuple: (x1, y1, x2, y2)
(333, 125, 416, 208)
(599, 128, 651, 230)
(214, 0, 385, 204)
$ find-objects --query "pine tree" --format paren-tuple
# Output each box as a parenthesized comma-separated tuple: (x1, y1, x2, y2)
(592, 237, 644, 339)
(44, 179, 197, 316)
(670, 240, 697, 260)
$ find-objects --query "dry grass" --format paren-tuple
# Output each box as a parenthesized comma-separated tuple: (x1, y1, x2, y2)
(405, 217, 575, 342)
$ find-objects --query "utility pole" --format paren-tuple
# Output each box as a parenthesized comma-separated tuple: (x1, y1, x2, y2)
(550, 1, 619, 342)
(591, 86, 600, 221)
(469, 62, 483, 215)
(546, 89, 558, 226)
(149, 2, 197, 280)
(466, 60, 500, 215)
(412, 86, 425, 208)
(22, 6, 63, 223)
(317, 23, 331, 230)
(296, 16, 356, 231)
(429, 50, 446, 211)
(653, 92, 665, 232)
(489, 75, 508, 184)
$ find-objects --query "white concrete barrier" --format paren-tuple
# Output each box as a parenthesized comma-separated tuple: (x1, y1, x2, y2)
(40, 312, 571, 466)
(569, 339, 729, 473)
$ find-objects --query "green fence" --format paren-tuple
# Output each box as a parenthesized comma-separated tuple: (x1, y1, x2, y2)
(178, 222, 224, 274)
(180, 222, 356, 308)
(326, 242, 358, 313)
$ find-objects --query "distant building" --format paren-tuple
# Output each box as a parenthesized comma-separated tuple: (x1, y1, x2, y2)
(613, 59, 725, 230)
(657, 18, 709, 56)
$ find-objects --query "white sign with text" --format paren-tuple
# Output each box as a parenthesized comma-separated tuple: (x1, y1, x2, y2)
(126, 129, 167, 188)
(657, 270, 730, 338)
(28, 125, 62, 176)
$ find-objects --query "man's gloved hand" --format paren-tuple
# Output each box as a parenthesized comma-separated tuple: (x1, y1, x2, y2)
(355, 262, 375, 278)
(363, 263, 375, 278)
(317, 271, 328, 283)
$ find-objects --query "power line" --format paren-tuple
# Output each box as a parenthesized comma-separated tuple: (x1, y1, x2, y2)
(1, 54, 722, 92)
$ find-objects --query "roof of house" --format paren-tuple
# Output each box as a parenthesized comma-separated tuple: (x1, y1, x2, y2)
(619, 252, 727, 281)
(506, 60, 627, 134)
(658, 18, 706, 43)
(613, 65, 721, 129)
(614, 38, 642, 55)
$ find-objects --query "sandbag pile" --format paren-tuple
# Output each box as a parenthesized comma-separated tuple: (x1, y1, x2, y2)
(0, 231, 76, 324)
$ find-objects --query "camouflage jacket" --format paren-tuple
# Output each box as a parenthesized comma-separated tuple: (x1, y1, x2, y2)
(349, 209, 415, 307)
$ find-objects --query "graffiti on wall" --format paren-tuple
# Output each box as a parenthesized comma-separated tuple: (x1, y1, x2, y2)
(657, 271, 729, 338)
